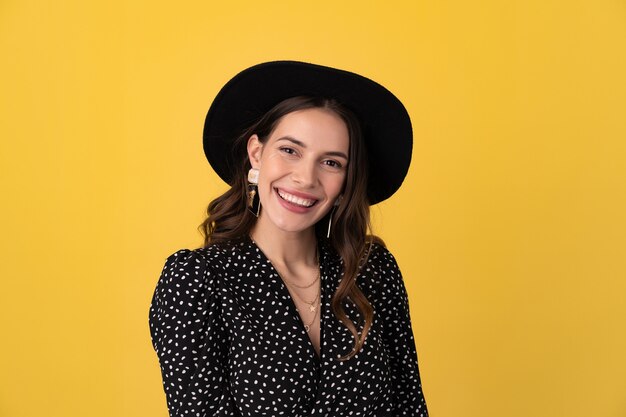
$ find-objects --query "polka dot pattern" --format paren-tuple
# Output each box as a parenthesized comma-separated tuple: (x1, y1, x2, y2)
(149, 238, 428, 416)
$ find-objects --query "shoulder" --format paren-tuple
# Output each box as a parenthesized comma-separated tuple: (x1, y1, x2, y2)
(155, 249, 213, 299)
(364, 241, 400, 270)
(159, 239, 256, 279)
(156, 243, 230, 291)
(359, 241, 406, 294)
(152, 244, 234, 315)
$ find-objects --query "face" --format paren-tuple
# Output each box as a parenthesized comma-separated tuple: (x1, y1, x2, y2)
(247, 107, 349, 236)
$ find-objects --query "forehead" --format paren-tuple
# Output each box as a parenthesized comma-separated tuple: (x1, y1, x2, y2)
(269, 108, 349, 153)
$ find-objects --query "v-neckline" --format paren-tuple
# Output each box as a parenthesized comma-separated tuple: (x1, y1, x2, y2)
(248, 237, 325, 365)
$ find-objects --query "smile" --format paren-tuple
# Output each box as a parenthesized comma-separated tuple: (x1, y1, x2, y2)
(276, 189, 318, 208)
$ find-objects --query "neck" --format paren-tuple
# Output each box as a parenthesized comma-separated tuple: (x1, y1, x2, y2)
(250, 222, 318, 268)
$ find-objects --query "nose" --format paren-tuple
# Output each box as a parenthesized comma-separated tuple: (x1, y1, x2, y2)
(292, 160, 317, 188)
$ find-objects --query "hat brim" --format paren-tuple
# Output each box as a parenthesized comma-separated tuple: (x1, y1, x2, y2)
(203, 61, 412, 205)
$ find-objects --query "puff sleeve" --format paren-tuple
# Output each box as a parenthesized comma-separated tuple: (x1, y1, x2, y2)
(378, 248, 429, 417)
(149, 249, 231, 417)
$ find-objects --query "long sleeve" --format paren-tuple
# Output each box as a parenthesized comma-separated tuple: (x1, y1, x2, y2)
(378, 248, 429, 417)
(149, 249, 230, 417)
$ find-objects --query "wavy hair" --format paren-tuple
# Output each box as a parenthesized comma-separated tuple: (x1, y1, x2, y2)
(199, 96, 383, 360)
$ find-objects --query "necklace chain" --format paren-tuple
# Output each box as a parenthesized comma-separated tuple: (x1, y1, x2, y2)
(280, 264, 321, 332)
(286, 282, 320, 308)
(250, 237, 321, 333)
(297, 296, 320, 332)
(276, 254, 322, 333)
(280, 270, 320, 289)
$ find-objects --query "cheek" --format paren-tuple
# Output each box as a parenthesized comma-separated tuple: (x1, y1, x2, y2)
(256, 165, 286, 197)
(325, 174, 347, 197)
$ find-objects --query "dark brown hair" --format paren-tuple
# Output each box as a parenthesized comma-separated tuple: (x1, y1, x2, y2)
(199, 96, 383, 360)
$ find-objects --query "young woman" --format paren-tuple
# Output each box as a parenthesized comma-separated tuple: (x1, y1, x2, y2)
(149, 61, 428, 417)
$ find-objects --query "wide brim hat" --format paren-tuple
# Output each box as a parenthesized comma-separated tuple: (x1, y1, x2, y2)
(203, 60, 412, 205)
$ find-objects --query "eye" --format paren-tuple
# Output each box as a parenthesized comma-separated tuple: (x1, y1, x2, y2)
(322, 159, 343, 169)
(279, 146, 298, 156)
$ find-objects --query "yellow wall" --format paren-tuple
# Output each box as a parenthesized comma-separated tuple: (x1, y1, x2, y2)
(1, 1, 625, 416)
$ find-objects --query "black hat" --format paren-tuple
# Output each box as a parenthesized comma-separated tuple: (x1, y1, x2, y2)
(203, 60, 412, 204)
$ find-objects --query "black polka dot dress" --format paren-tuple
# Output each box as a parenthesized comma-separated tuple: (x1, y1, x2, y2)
(149, 238, 428, 416)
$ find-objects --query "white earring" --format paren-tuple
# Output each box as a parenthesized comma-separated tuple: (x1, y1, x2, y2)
(326, 196, 342, 239)
(247, 168, 259, 184)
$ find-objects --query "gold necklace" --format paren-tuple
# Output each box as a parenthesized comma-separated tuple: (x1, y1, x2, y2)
(250, 237, 320, 288)
(280, 271, 319, 289)
(279, 262, 321, 332)
(285, 283, 320, 312)
(250, 238, 321, 332)
(282, 275, 321, 332)
(300, 298, 320, 333)
(277, 248, 321, 289)
(287, 289, 321, 332)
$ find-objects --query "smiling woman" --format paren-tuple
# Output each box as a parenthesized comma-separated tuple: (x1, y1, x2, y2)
(148, 61, 428, 417)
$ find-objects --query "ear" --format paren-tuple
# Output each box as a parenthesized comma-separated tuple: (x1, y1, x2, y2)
(247, 134, 263, 169)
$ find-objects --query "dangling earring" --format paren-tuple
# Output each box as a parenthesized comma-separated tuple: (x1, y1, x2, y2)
(247, 168, 261, 217)
(326, 196, 342, 239)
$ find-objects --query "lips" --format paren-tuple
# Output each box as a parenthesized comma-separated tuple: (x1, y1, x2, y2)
(276, 188, 318, 208)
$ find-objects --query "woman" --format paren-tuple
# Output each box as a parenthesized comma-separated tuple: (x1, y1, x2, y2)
(149, 61, 428, 417)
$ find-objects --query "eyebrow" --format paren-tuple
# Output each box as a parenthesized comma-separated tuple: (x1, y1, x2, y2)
(276, 136, 349, 160)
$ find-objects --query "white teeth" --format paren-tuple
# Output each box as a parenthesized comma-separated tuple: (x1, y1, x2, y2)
(277, 189, 316, 207)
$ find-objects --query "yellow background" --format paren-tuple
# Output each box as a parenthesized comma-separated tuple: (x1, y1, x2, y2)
(1, 1, 625, 416)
